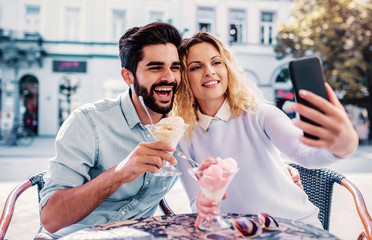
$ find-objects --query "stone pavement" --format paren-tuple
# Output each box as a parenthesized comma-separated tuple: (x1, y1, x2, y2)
(0, 137, 371, 240)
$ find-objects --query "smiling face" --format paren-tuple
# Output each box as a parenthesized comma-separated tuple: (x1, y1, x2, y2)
(186, 42, 228, 115)
(133, 43, 181, 114)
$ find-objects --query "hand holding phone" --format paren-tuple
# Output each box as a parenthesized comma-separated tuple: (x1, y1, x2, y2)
(289, 56, 329, 139)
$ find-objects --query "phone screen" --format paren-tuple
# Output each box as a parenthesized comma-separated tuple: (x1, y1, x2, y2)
(289, 57, 329, 139)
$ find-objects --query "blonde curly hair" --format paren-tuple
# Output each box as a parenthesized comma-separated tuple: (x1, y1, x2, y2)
(173, 32, 264, 138)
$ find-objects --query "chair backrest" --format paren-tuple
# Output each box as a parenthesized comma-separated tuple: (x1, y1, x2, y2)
(0, 171, 46, 240)
(30, 171, 46, 202)
(289, 163, 345, 230)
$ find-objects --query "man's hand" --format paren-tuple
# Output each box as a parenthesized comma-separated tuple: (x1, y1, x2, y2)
(291, 83, 359, 158)
(116, 141, 177, 183)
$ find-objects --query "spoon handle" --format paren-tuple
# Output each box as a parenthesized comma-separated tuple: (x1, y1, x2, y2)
(177, 151, 199, 168)
(139, 96, 154, 127)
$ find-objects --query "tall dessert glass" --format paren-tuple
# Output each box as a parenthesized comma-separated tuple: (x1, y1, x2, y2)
(147, 116, 187, 176)
(188, 158, 239, 231)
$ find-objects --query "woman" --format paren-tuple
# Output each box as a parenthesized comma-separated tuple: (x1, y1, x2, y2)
(173, 32, 358, 228)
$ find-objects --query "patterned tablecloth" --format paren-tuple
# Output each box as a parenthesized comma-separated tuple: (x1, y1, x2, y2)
(61, 213, 340, 240)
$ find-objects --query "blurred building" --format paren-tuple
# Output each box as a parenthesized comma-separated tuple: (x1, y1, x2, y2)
(0, 0, 294, 136)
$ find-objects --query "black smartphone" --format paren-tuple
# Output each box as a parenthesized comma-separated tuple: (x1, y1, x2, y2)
(289, 56, 329, 139)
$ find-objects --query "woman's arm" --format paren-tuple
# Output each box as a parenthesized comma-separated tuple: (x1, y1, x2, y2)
(291, 83, 358, 158)
(261, 84, 358, 167)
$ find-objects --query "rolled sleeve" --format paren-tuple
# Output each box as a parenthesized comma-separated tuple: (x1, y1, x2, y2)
(40, 108, 96, 211)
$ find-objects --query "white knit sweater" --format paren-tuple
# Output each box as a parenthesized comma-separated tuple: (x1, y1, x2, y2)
(177, 103, 342, 228)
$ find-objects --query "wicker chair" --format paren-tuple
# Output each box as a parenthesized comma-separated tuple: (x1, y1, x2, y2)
(0, 171, 174, 240)
(289, 163, 372, 240)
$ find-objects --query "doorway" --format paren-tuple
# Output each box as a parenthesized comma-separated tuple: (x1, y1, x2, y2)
(58, 74, 80, 126)
(19, 75, 39, 134)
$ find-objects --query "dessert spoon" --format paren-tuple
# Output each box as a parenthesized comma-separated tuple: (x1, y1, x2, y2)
(178, 151, 199, 168)
(139, 96, 154, 129)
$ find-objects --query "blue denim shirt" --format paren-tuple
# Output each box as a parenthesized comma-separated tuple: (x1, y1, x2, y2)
(39, 89, 177, 238)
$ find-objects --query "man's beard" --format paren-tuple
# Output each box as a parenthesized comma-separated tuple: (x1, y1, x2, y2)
(133, 77, 178, 115)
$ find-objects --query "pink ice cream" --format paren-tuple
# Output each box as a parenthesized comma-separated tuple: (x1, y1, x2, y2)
(216, 157, 238, 172)
(197, 157, 238, 201)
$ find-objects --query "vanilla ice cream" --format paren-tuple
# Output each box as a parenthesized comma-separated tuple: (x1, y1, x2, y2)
(148, 116, 186, 148)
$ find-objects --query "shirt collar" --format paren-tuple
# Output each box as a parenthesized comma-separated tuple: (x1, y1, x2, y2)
(120, 88, 142, 129)
(197, 99, 231, 131)
(121, 88, 168, 129)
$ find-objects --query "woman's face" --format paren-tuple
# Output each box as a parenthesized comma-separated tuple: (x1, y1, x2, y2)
(186, 42, 228, 110)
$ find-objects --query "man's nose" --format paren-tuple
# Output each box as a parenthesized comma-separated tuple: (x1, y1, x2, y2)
(161, 68, 177, 82)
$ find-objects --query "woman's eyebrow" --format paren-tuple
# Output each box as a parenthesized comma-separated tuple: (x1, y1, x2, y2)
(211, 55, 221, 60)
(187, 61, 201, 67)
(187, 55, 221, 67)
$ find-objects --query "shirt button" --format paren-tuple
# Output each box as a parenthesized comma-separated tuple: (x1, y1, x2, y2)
(147, 134, 151, 138)
(121, 211, 125, 215)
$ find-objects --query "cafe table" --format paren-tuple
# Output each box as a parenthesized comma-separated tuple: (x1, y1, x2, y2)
(60, 213, 341, 239)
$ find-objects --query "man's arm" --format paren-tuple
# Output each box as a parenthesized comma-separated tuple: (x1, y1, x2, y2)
(40, 141, 177, 233)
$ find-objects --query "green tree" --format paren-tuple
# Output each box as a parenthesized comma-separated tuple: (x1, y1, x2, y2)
(274, 0, 372, 141)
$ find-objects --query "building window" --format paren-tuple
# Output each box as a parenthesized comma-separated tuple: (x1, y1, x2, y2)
(149, 11, 164, 22)
(65, 7, 81, 40)
(25, 5, 40, 32)
(197, 7, 215, 33)
(229, 9, 245, 44)
(112, 9, 126, 41)
(260, 12, 275, 45)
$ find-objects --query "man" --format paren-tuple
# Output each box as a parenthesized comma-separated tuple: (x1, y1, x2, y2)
(39, 22, 182, 238)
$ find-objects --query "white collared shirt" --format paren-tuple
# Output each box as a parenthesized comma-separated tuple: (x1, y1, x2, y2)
(197, 99, 231, 131)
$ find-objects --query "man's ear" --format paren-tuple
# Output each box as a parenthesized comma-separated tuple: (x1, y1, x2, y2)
(121, 68, 134, 85)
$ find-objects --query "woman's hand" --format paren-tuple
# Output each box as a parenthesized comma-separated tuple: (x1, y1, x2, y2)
(291, 83, 358, 158)
(285, 161, 303, 189)
(194, 192, 227, 228)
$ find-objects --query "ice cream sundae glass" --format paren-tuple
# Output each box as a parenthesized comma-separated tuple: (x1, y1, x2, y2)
(147, 116, 187, 176)
(188, 157, 239, 231)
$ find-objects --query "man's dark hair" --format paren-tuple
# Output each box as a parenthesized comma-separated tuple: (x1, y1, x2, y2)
(119, 22, 182, 76)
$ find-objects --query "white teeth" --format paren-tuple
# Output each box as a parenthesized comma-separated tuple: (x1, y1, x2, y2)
(155, 87, 171, 91)
(203, 81, 218, 86)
